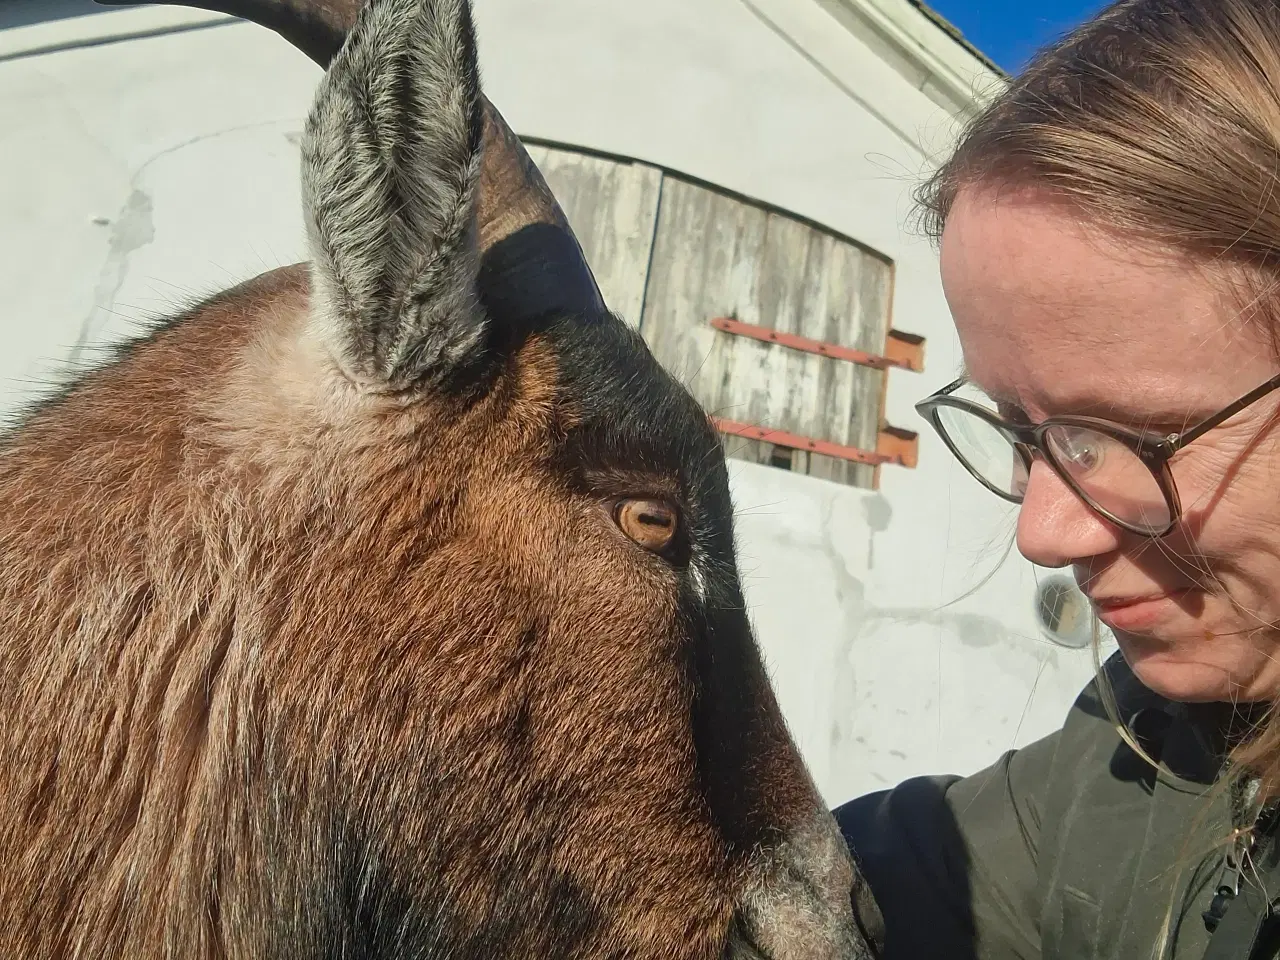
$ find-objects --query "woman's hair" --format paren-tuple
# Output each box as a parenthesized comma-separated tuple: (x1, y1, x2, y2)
(921, 0, 1280, 792)
(917, 2, 1280, 951)
(920, 0, 1280, 274)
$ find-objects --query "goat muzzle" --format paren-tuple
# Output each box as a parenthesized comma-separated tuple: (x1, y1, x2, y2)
(725, 811, 874, 960)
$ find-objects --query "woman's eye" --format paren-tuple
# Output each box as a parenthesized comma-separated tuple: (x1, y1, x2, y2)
(1048, 427, 1108, 473)
(614, 498, 679, 554)
(1061, 436, 1099, 467)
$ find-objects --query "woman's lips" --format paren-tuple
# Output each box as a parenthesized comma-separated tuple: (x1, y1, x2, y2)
(1091, 589, 1192, 631)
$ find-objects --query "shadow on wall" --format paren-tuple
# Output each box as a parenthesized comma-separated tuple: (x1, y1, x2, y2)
(0, 0, 112, 32)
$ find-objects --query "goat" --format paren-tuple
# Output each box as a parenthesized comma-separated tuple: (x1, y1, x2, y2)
(0, 0, 874, 956)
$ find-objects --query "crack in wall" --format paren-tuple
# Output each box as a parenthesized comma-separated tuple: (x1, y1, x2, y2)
(770, 490, 1062, 796)
(72, 187, 154, 367)
(819, 495, 873, 788)
(69, 119, 293, 368)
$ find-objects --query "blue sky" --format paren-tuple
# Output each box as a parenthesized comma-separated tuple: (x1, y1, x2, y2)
(925, 0, 1109, 73)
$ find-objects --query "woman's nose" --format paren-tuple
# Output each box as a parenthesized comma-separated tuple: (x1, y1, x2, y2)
(1016, 458, 1122, 567)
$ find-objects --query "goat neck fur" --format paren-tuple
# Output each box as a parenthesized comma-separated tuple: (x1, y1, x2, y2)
(0, 0, 875, 957)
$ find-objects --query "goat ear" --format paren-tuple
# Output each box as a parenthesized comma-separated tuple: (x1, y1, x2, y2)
(301, 0, 486, 389)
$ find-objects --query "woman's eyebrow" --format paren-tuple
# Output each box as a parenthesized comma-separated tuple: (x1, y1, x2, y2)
(1042, 395, 1214, 429)
(965, 381, 1210, 428)
(956, 360, 1211, 425)
(955, 367, 1019, 409)
(1054, 390, 1217, 423)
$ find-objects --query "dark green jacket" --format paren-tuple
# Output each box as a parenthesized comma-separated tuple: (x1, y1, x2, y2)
(836, 654, 1280, 959)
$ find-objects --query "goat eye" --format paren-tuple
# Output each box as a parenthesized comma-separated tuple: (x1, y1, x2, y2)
(614, 498, 679, 553)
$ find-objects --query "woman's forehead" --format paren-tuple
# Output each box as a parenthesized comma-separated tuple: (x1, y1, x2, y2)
(939, 188, 1277, 420)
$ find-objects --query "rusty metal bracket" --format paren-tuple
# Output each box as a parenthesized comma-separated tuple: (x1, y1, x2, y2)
(711, 417, 919, 469)
(707, 315, 924, 475)
(709, 317, 924, 373)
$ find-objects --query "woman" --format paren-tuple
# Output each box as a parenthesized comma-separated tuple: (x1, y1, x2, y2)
(835, 1, 1280, 957)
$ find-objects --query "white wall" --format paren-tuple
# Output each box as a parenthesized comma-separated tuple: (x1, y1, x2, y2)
(0, 0, 1102, 808)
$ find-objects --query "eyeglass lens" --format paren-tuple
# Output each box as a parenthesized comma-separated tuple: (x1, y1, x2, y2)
(934, 406, 1173, 534)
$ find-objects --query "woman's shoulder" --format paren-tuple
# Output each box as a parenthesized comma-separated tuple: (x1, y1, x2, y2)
(836, 652, 1218, 959)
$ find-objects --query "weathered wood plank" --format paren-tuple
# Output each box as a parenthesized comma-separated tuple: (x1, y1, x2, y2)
(803, 236, 893, 488)
(752, 216, 844, 480)
(521, 144, 662, 329)
(637, 177, 778, 466)
(639, 175, 893, 488)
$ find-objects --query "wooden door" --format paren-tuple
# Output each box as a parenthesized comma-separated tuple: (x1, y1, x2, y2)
(526, 142, 903, 491)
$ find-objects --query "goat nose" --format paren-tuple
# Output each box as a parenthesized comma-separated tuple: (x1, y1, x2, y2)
(726, 811, 874, 960)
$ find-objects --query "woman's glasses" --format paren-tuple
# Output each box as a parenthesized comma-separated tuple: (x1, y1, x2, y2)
(914, 374, 1280, 537)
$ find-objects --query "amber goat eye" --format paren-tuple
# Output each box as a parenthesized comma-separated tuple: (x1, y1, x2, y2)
(614, 499, 679, 553)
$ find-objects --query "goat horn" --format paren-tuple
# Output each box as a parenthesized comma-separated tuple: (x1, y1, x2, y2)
(92, 0, 606, 322)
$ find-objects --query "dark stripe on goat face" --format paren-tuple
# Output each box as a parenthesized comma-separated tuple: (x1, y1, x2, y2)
(536, 311, 823, 871)
(319, 815, 604, 958)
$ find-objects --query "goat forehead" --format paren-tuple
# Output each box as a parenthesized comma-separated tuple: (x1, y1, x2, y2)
(545, 315, 721, 473)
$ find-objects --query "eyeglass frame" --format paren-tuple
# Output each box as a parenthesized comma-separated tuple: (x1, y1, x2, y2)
(914, 373, 1280, 537)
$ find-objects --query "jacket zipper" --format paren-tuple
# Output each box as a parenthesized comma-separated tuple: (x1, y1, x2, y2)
(1204, 780, 1280, 935)
(1202, 836, 1247, 933)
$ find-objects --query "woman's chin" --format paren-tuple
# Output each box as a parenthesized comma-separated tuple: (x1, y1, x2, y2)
(1116, 630, 1278, 703)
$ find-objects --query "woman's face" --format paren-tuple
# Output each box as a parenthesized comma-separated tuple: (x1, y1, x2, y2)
(940, 185, 1280, 704)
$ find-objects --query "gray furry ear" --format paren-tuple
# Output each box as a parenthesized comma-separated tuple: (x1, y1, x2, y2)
(300, 0, 486, 389)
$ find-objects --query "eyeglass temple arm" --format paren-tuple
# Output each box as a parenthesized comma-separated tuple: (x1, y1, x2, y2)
(1171, 372, 1280, 450)
(923, 377, 967, 402)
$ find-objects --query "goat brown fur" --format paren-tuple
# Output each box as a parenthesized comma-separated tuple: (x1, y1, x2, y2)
(0, 0, 872, 956)
(0, 267, 724, 955)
